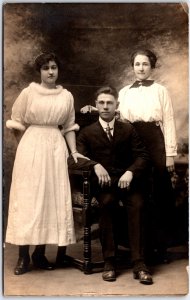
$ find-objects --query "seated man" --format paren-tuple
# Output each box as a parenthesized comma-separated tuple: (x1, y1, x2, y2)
(68, 86, 153, 284)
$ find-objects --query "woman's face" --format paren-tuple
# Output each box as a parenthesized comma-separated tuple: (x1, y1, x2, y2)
(40, 60, 58, 88)
(133, 54, 152, 81)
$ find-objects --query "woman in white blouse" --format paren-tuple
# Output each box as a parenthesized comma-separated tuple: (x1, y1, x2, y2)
(119, 49, 177, 263)
(118, 49, 177, 169)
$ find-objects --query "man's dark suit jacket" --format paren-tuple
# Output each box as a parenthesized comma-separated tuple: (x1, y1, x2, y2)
(68, 119, 149, 184)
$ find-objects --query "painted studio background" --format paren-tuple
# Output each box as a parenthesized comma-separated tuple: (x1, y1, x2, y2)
(3, 3, 188, 233)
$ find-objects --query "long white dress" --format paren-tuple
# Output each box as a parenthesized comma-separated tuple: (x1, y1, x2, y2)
(6, 82, 78, 246)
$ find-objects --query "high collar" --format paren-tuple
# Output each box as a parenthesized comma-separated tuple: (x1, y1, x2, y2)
(29, 82, 63, 95)
(99, 117, 115, 129)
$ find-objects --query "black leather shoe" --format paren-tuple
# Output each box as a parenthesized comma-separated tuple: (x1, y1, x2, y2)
(102, 269, 116, 282)
(32, 253, 54, 270)
(133, 260, 153, 285)
(133, 270, 153, 285)
(14, 257, 30, 275)
(102, 260, 116, 282)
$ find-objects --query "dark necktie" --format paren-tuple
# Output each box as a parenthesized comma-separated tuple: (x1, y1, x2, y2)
(105, 123, 113, 142)
(130, 80, 154, 88)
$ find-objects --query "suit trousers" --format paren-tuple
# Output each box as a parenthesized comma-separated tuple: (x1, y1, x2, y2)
(92, 177, 144, 263)
(67, 157, 146, 263)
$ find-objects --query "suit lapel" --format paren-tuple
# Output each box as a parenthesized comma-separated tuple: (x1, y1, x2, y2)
(95, 120, 124, 144)
(112, 120, 123, 142)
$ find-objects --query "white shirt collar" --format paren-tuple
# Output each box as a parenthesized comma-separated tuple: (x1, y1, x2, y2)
(99, 117, 115, 130)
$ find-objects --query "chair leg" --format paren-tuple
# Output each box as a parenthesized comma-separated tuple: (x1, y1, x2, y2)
(83, 171, 93, 274)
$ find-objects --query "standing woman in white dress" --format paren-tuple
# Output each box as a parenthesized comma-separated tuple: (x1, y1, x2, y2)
(6, 52, 87, 275)
(118, 49, 177, 263)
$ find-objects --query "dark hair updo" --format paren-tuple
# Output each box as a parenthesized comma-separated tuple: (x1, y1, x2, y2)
(34, 52, 61, 72)
(130, 49, 157, 69)
(95, 86, 118, 100)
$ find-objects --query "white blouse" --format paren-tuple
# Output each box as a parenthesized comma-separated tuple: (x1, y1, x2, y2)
(118, 82, 177, 156)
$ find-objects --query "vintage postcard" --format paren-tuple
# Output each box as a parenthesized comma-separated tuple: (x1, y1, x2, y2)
(3, 1, 189, 297)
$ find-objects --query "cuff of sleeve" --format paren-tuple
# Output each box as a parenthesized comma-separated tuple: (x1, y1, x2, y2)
(166, 144, 178, 157)
(62, 124, 80, 135)
(166, 151, 177, 157)
(6, 120, 26, 131)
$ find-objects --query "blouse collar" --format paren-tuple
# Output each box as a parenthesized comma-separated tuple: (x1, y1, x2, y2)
(29, 82, 63, 95)
(130, 80, 154, 88)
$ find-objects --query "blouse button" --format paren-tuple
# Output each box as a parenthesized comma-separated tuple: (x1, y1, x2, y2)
(155, 122, 160, 126)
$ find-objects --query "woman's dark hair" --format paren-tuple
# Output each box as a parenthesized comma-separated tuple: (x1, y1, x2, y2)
(34, 52, 61, 72)
(130, 49, 157, 69)
(95, 86, 118, 100)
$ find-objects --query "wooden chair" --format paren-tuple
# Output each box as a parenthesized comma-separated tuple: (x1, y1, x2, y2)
(65, 112, 104, 274)
(66, 169, 104, 274)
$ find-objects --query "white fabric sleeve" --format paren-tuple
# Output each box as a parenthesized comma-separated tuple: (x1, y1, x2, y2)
(160, 87, 177, 156)
(61, 93, 80, 135)
(118, 87, 129, 120)
(6, 88, 28, 131)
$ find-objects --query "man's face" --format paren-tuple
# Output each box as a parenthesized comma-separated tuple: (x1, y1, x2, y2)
(95, 93, 118, 122)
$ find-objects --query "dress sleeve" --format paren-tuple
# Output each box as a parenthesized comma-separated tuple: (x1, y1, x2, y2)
(118, 86, 129, 121)
(6, 88, 28, 131)
(160, 86, 177, 156)
(62, 92, 79, 135)
(118, 88, 124, 113)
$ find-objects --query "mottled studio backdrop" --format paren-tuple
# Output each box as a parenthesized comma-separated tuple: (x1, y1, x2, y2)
(3, 3, 188, 220)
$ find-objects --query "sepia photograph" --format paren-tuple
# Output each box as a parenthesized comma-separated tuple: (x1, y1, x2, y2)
(3, 1, 189, 297)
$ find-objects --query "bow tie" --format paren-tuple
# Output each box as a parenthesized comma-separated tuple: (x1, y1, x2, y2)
(130, 80, 154, 88)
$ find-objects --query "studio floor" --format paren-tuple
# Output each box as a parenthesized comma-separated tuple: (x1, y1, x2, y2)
(3, 239, 189, 298)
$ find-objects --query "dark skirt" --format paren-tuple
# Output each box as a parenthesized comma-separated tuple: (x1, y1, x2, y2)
(132, 121, 175, 250)
(132, 121, 166, 173)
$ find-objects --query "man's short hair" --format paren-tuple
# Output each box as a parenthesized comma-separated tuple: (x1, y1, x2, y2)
(95, 86, 118, 100)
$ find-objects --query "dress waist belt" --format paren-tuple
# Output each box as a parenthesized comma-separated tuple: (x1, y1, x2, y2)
(132, 121, 160, 128)
(30, 124, 58, 129)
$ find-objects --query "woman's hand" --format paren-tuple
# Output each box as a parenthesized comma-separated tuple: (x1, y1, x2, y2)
(115, 110, 121, 120)
(166, 156, 175, 172)
(71, 151, 90, 163)
(80, 105, 97, 114)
